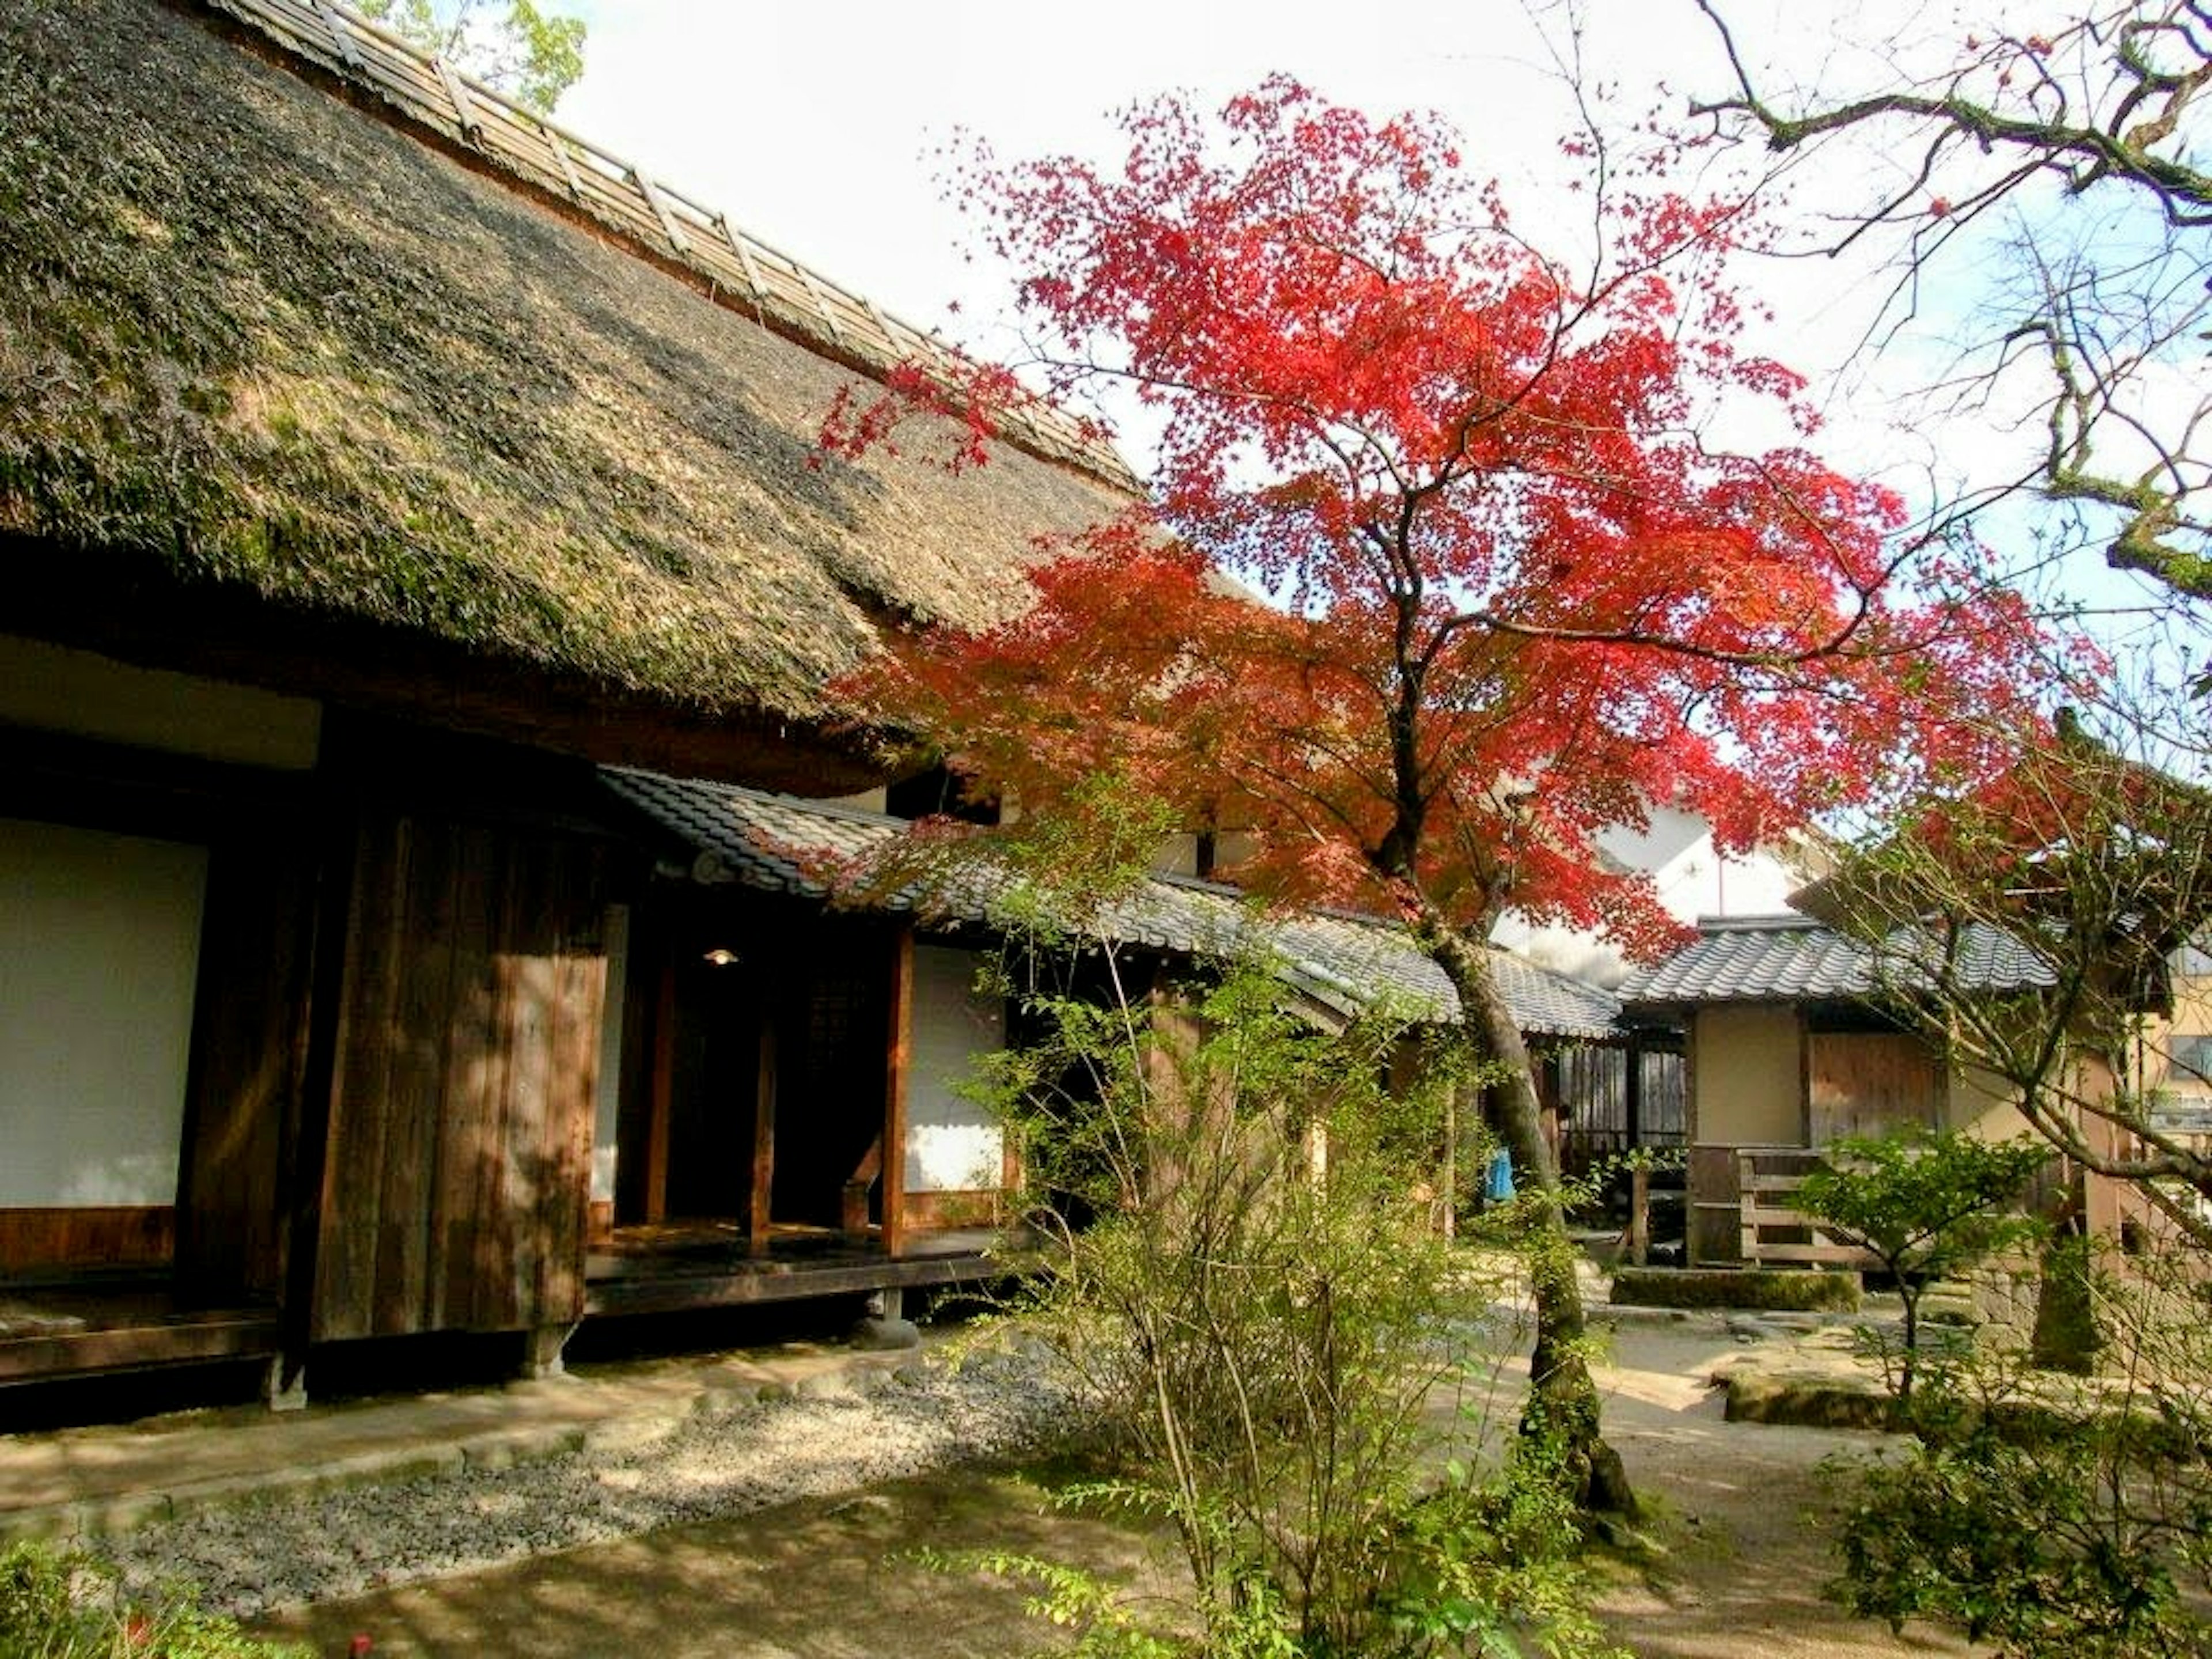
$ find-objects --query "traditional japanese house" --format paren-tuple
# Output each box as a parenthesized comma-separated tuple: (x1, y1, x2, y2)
(0, 0, 1138, 1400)
(1620, 913, 2058, 1266)
(0, 0, 1635, 1408)
(589, 774, 1632, 1294)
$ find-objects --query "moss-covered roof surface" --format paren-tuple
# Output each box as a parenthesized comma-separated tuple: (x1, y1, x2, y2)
(0, 0, 1130, 730)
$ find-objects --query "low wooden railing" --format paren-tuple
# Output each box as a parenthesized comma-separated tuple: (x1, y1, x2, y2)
(1737, 1149, 1875, 1268)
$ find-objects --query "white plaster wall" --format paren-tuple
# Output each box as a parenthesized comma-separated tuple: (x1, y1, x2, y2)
(0, 635, 320, 770)
(590, 904, 630, 1205)
(0, 819, 208, 1206)
(1493, 810, 1804, 987)
(904, 944, 1005, 1193)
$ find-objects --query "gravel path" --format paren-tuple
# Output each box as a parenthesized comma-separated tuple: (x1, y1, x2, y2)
(245, 1317, 1983, 1659)
(92, 1346, 1077, 1619)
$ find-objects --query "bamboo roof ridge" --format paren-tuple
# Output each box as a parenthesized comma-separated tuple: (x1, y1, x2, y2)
(209, 0, 1134, 491)
(0, 0, 1137, 775)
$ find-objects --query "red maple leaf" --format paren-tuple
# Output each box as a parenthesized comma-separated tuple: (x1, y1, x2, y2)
(824, 75, 2052, 1499)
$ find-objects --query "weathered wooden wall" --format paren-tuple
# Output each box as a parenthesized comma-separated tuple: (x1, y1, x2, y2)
(1808, 1032, 1941, 1145)
(174, 832, 321, 1305)
(1686, 1143, 1743, 1266)
(310, 814, 606, 1340)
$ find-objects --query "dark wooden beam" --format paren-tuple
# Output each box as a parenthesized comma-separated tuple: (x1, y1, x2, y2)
(881, 925, 914, 1259)
(644, 960, 675, 1224)
(748, 1018, 777, 1258)
(583, 1249, 1021, 1319)
(1, 560, 891, 796)
(0, 1310, 280, 1383)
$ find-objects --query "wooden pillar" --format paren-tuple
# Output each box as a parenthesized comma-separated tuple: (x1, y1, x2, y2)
(1629, 1165, 1650, 1268)
(1535, 1048, 1562, 1158)
(274, 801, 356, 1407)
(882, 924, 914, 1259)
(643, 960, 675, 1223)
(748, 1017, 777, 1257)
(1623, 1038, 1644, 1150)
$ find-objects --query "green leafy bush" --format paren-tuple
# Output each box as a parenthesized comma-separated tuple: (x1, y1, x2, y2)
(1827, 1239, 2212, 1657)
(942, 777, 1621, 1657)
(1798, 1130, 2047, 1403)
(0, 1541, 309, 1659)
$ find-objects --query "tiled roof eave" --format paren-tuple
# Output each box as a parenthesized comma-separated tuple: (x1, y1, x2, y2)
(601, 767, 1629, 1039)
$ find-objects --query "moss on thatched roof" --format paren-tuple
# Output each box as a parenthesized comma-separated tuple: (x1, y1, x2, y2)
(0, 0, 1131, 735)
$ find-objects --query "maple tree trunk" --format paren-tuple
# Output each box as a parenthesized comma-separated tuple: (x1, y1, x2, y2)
(1433, 928, 1635, 1518)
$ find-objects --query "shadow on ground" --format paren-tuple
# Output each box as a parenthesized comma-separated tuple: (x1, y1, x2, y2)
(257, 1321, 1983, 1659)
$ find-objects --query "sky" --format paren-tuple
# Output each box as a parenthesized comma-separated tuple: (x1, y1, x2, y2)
(555, 2, 1941, 398)
(550, 1, 2188, 656)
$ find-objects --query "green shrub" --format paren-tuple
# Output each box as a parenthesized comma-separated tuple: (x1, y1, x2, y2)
(938, 776, 1621, 1658)
(1827, 1238, 2212, 1657)
(1798, 1131, 2047, 1404)
(1607, 1267, 1861, 1312)
(0, 1541, 310, 1659)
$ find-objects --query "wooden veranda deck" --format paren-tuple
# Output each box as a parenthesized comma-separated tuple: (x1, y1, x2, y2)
(0, 1277, 280, 1387)
(583, 1220, 1029, 1317)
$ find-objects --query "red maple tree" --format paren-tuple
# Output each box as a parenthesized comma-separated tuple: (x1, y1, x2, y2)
(830, 76, 2048, 1509)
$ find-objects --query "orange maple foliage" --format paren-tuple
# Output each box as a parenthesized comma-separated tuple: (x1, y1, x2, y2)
(829, 77, 2048, 962)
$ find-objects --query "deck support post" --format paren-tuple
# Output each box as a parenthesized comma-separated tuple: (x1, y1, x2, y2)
(645, 960, 676, 1224)
(881, 925, 913, 1260)
(264, 1354, 309, 1412)
(849, 1285, 919, 1351)
(518, 1320, 578, 1380)
(748, 1018, 777, 1257)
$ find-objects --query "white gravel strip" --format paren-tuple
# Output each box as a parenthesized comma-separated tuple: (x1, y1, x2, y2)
(91, 1346, 1078, 1618)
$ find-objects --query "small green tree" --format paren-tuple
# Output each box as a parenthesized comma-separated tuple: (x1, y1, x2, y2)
(355, 0, 585, 113)
(1798, 1130, 2050, 1405)
(1828, 1237, 2212, 1659)
(922, 776, 1620, 1658)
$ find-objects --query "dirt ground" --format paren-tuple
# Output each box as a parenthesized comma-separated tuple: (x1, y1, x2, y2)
(259, 1320, 1983, 1658)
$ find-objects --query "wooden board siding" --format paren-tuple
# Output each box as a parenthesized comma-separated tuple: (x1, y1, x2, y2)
(1809, 1032, 1942, 1145)
(902, 1190, 999, 1230)
(174, 833, 321, 1305)
(310, 815, 607, 1341)
(1686, 1143, 1742, 1266)
(0, 1207, 173, 1276)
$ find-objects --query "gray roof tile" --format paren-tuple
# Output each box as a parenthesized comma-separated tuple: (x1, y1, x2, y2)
(604, 768, 1624, 1040)
(1619, 913, 2053, 1007)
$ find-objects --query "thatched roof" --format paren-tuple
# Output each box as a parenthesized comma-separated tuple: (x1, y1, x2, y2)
(0, 0, 1134, 783)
